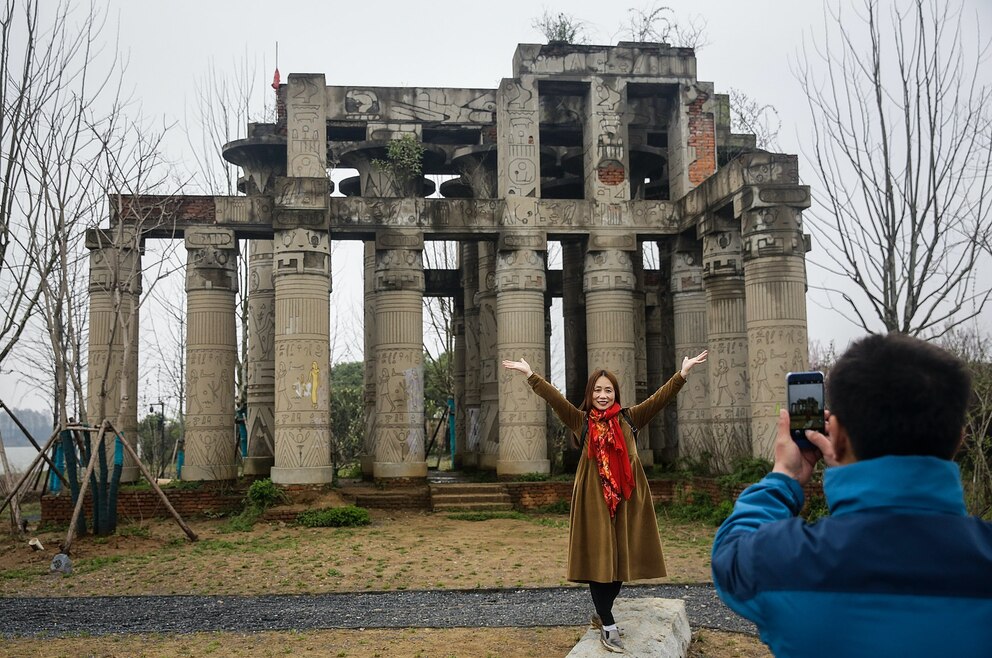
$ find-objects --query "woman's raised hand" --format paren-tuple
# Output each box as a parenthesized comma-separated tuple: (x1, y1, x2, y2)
(502, 358, 533, 378)
(680, 350, 708, 378)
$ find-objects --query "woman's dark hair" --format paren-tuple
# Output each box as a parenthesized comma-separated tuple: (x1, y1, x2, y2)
(582, 369, 621, 412)
(827, 333, 971, 460)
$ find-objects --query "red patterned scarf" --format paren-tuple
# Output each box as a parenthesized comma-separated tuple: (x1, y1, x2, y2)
(587, 402, 635, 517)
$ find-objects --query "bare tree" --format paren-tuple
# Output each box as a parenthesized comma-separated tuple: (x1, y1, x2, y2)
(798, 0, 992, 337)
(939, 325, 992, 517)
(0, 0, 98, 372)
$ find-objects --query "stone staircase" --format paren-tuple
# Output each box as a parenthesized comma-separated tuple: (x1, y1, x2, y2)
(429, 483, 513, 512)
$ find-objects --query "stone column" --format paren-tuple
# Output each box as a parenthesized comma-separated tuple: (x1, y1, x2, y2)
(270, 227, 333, 484)
(184, 228, 239, 481)
(631, 248, 652, 466)
(561, 240, 587, 406)
(702, 216, 751, 471)
(476, 241, 499, 471)
(270, 72, 333, 485)
(740, 201, 811, 457)
(361, 240, 376, 478)
(495, 229, 549, 476)
(644, 274, 666, 460)
(244, 239, 275, 476)
(653, 239, 679, 466)
(452, 295, 466, 468)
(670, 236, 710, 466)
(372, 229, 427, 481)
(584, 244, 645, 460)
(461, 243, 481, 468)
(85, 228, 141, 482)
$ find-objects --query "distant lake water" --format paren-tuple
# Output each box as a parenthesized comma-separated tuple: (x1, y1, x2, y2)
(0, 446, 43, 474)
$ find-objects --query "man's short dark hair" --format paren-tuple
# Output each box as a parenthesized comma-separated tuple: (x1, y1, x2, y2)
(826, 333, 972, 460)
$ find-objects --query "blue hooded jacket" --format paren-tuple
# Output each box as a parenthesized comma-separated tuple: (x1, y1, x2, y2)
(712, 457, 992, 657)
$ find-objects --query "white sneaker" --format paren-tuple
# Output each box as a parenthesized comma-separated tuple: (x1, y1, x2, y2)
(600, 628, 625, 653)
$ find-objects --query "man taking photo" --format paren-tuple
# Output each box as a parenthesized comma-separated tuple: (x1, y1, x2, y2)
(712, 333, 992, 657)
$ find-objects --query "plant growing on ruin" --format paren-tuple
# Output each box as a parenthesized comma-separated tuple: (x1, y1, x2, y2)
(532, 10, 589, 44)
(371, 134, 425, 186)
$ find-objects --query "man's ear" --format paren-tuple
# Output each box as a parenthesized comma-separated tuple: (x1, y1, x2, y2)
(828, 415, 857, 464)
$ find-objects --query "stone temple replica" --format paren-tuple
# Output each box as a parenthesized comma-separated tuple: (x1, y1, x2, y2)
(92, 42, 811, 485)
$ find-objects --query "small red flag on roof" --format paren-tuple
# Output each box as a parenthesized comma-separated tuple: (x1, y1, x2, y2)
(271, 68, 280, 90)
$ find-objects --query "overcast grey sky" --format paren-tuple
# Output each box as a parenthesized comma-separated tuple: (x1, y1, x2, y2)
(3, 0, 990, 412)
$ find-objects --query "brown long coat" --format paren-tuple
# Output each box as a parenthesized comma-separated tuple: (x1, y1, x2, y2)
(528, 371, 686, 583)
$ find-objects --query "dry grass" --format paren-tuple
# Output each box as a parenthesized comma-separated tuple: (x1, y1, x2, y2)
(0, 504, 768, 657)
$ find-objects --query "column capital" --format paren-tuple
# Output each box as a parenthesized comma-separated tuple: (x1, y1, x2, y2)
(702, 217, 743, 280)
(497, 229, 546, 252)
(496, 247, 545, 293)
(583, 247, 635, 293)
(375, 229, 424, 252)
(185, 227, 239, 293)
(733, 185, 811, 216)
(740, 206, 807, 261)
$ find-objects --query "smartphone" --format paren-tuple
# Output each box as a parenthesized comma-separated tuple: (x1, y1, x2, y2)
(786, 371, 825, 449)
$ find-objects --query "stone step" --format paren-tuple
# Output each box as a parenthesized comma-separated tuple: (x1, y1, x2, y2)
(568, 598, 690, 658)
(430, 493, 512, 505)
(429, 483, 508, 495)
(433, 501, 515, 512)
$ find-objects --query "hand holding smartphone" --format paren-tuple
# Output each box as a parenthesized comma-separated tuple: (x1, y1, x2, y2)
(786, 371, 825, 449)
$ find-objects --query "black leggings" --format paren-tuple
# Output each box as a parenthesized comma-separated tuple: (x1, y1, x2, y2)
(589, 580, 623, 626)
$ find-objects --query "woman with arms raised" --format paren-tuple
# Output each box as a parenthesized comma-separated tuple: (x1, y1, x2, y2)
(502, 351, 707, 653)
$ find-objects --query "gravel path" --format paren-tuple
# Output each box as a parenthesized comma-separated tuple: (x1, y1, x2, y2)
(0, 584, 754, 638)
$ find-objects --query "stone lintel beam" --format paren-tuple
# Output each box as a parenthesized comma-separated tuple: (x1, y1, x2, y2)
(111, 196, 685, 240)
(512, 42, 697, 79)
(110, 195, 274, 239)
(678, 152, 805, 230)
(325, 86, 497, 124)
(328, 198, 679, 238)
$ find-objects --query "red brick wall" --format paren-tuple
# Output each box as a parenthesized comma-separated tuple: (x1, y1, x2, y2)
(114, 195, 217, 224)
(507, 478, 824, 511)
(687, 91, 716, 186)
(41, 485, 245, 525)
(597, 162, 626, 185)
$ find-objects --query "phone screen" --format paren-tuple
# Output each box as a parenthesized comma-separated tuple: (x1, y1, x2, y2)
(787, 371, 825, 447)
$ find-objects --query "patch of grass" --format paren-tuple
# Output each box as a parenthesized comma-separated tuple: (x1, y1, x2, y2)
(1, 567, 37, 580)
(220, 507, 262, 533)
(117, 523, 150, 538)
(296, 505, 371, 528)
(75, 555, 124, 572)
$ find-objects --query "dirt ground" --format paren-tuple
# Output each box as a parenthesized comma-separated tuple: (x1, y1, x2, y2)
(0, 499, 770, 657)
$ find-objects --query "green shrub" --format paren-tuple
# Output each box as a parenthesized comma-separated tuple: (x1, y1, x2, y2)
(802, 494, 830, 523)
(656, 488, 733, 527)
(717, 457, 774, 490)
(297, 505, 371, 528)
(532, 500, 570, 515)
(515, 472, 550, 482)
(244, 478, 288, 509)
